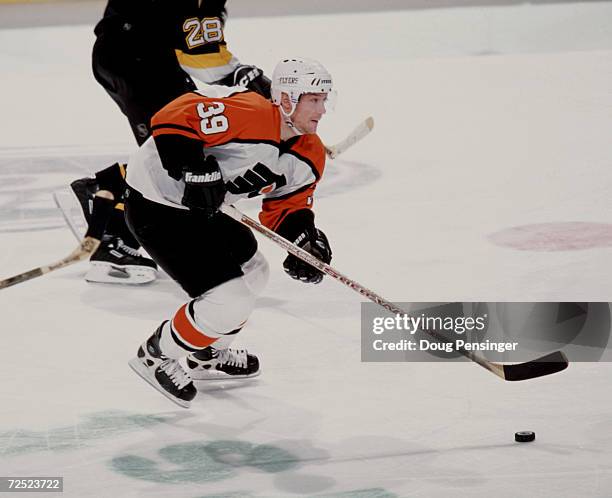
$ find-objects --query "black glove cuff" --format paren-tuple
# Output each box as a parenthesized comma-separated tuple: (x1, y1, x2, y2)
(275, 209, 315, 243)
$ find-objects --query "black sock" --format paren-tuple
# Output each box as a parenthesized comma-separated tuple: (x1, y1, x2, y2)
(105, 207, 141, 249)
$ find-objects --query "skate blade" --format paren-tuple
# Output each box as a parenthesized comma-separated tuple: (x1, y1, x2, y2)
(86, 263, 157, 285)
(128, 358, 191, 409)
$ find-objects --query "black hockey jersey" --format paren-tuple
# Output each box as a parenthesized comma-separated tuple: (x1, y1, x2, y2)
(95, 0, 237, 83)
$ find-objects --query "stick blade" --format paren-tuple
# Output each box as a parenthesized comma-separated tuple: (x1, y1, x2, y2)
(325, 116, 375, 159)
(501, 351, 569, 381)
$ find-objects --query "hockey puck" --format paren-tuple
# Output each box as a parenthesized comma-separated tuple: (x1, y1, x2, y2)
(515, 431, 536, 442)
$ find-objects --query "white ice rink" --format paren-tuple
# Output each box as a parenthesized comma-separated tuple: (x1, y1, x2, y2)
(2, 2, 612, 496)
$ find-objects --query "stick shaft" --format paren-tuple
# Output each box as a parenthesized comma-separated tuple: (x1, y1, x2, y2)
(220, 206, 472, 355)
(221, 204, 567, 380)
(0, 191, 114, 290)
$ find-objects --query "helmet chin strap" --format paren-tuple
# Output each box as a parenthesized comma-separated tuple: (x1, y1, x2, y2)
(285, 117, 304, 136)
(280, 102, 304, 136)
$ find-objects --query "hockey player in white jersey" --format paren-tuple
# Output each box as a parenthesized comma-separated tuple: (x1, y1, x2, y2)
(125, 58, 335, 407)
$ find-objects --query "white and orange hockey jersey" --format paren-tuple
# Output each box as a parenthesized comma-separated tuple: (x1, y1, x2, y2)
(125, 86, 326, 231)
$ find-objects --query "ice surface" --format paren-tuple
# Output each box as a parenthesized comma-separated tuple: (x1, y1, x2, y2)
(1, 3, 612, 497)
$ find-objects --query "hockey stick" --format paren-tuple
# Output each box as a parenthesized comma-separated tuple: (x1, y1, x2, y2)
(53, 189, 88, 241)
(220, 204, 569, 381)
(0, 191, 115, 290)
(325, 117, 374, 159)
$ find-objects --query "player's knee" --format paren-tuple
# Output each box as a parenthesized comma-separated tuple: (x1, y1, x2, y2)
(241, 251, 269, 296)
(192, 276, 257, 335)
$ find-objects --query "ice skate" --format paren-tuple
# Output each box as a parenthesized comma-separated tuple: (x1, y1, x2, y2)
(86, 236, 157, 284)
(128, 323, 197, 408)
(186, 346, 260, 380)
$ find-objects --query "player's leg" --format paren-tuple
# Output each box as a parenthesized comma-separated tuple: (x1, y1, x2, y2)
(124, 190, 268, 406)
(71, 161, 158, 285)
(71, 41, 196, 284)
(92, 32, 197, 145)
(184, 251, 268, 380)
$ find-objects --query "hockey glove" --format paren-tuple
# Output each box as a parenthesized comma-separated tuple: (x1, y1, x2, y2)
(218, 64, 271, 99)
(276, 210, 332, 284)
(283, 227, 332, 284)
(181, 155, 226, 216)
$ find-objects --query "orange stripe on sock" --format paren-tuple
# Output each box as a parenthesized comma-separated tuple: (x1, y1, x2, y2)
(119, 163, 127, 179)
(171, 304, 217, 348)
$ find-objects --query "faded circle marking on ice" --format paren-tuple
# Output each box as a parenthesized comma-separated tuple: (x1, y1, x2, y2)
(488, 222, 612, 251)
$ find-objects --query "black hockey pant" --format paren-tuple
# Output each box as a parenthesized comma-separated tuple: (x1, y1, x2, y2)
(124, 188, 258, 298)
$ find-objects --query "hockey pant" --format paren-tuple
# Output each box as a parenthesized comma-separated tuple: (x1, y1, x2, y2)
(124, 187, 269, 356)
(92, 29, 196, 145)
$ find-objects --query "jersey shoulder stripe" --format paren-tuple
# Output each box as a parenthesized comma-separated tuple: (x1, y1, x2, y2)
(150, 123, 199, 136)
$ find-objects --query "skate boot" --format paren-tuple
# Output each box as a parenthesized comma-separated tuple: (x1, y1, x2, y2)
(186, 346, 260, 380)
(86, 236, 158, 284)
(128, 323, 197, 408)
(70, 177, 99, 223)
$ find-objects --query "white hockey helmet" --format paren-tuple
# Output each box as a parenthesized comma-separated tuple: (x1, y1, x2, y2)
(271, 57, 335, 117)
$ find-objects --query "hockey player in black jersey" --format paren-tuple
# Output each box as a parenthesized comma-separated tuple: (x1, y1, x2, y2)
(70, 0, 271, 285)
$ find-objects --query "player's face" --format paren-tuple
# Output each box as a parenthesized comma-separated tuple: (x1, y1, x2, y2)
(291, 93, 328, 134)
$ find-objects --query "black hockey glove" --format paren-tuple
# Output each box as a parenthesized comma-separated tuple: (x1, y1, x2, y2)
(283, 228, 332, 284)
(181, 155, 226, 216)
(276, 210, 332, 284)
(218, 64, 271, 99)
